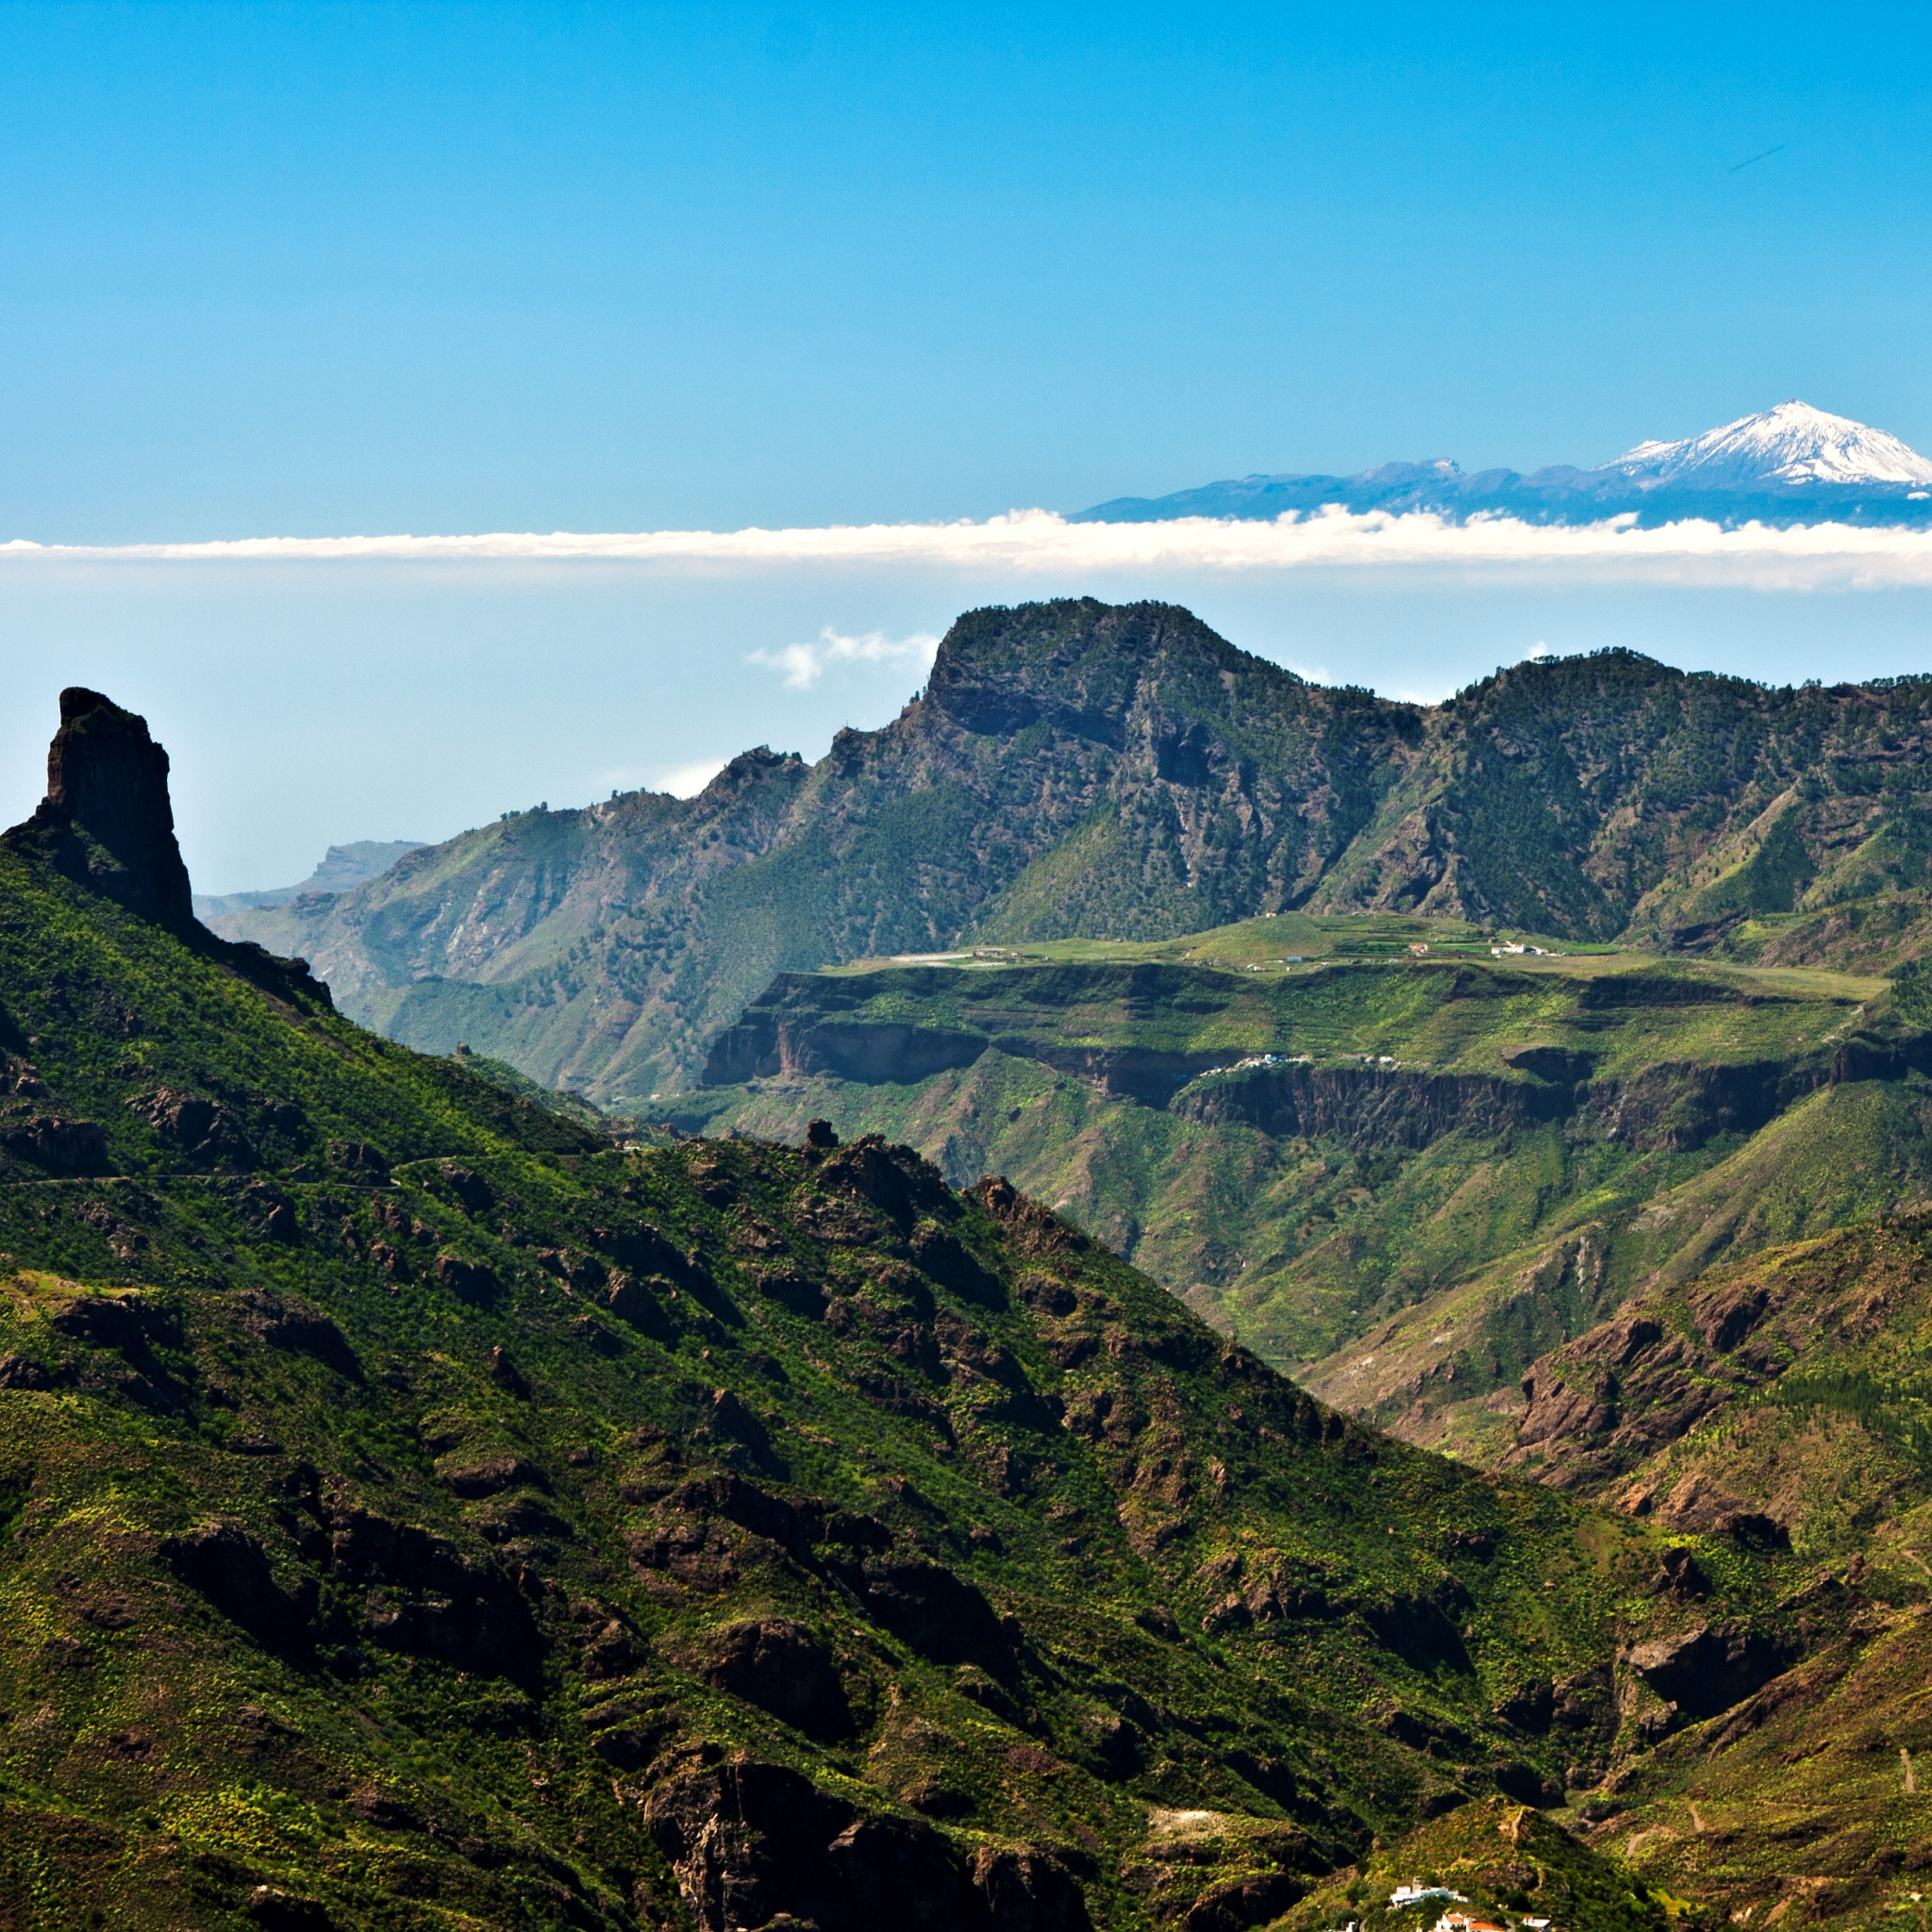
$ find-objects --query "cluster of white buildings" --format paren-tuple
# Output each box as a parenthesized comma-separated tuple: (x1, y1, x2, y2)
(1388, 1884, 1468, 1912)
(1379, 1883, 1553, 1932)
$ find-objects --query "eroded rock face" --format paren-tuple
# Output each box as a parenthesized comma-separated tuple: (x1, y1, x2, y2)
(8, 688, 194, 924)
(160, 1519, 315, 1652)
(435, 1253, 500, 1307)
(128, 1087, 256, 1167)
(968, 1846, 1094, 1932)
(1621, 1621, 1796, 1724)
(236, 1291, 359, 1379)
(0, 1113, 109, 1175)
(642, 1761, 1091, 1932)
(851, 1556, 1010, 1669)
(1177, 1058, 1566, 1148)
(326, 1506, 542, 1681)
(1503, 1311, 1737, 1491)
(679, 1617, 852, 1739)
(1180, 1872, 1306, 1932)
(643, 1760, 962, 1931)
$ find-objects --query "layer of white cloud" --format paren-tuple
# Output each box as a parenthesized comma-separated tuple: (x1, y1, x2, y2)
(8, 508, 1932, 589)
(750, 626, 941, 689)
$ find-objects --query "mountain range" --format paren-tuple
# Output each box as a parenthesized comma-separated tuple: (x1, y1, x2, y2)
(1074, 403, 1932, 527)
(194, 841, 425, 920)
(208, 595, 1932, 1109)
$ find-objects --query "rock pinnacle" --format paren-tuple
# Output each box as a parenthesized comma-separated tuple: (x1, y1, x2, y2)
(6, 688, 196, 924)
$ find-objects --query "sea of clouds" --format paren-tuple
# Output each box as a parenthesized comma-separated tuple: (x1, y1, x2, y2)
(9, 507, 1932, 590)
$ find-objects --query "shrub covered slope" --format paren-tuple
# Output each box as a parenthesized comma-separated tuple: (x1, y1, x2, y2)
(681, 938, 1929, 1399)
(0, 696, 1734, 1930)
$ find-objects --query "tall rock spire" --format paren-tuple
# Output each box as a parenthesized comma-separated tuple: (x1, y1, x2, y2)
(5, 688, 195, 924)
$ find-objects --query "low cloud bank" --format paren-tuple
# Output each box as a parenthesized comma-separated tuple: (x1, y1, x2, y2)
(9, 508, 1932, 588)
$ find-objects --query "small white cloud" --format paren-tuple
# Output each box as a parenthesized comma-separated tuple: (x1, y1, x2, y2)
(589, 760, 724, 799)
(750, 626, 941, 691)
(659, 758, 728, 797)
(1526, 641, 1552, 660)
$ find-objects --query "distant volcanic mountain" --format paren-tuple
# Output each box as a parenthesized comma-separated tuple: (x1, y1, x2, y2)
(1598, 400, 1932, 490)
(1075, 401, 1932, 528)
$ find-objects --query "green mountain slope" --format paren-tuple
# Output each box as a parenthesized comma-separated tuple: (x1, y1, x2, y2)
(205, 601, 1932, 1108)
(679, 969, 1932, 1917)
(677, 935, 1928, 1394)
(1439, 1216, 1932, 1924)
(0, 700, 1757, 1929)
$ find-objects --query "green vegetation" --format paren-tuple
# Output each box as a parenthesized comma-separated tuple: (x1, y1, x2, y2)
(30, 606, 1932, 1927)
(1462, 1213, 1932, 1924)
(0, 827, 1732, 1929)
(683, 932, 1922, 1407)
(1285, 1798, 1688, 1932)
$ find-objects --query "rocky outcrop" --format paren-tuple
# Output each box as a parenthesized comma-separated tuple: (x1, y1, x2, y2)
(235, 1291, 360, 1379)
(1174, 1058, 1569, 1148)
(674, 1616, 852, 1739)
(1180, 1873, 1307, 1932)
(1190, 1035, 1858, 1162)
(127, 1087, 255, 1167)
(999, 1039, 1239, 1107)
(0, 1112, 109, 1175)
(641, 1759, 1091, 1932)
(0, 691, 334, 1015)
(160, 1519, 317, 1653)
(708, 1013, 991, 1086)
(1621, 1622, 1796, 1726)
(1500, 1042, 1597, 1082)
(843, 1554, 1012, 1669)
(1500, 1223, 1930, 1510)
(704, 999, 1241, 1108)
(1506, 1314, 1740, 1492)
(325, 1505, 542, 1682)
(4, 688, 194, 923)
(1624, 1471, 1790, 1546)
(1587, 1057, 1811, 1153)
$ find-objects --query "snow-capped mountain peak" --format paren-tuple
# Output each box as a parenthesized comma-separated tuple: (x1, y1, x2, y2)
(1599, 400, 1932, 490)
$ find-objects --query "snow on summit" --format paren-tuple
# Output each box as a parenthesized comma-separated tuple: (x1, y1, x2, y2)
(1600, 401, 1932, 490)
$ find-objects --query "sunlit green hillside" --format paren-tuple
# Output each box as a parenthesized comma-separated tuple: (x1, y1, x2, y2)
(683, 918, 1911, 1387)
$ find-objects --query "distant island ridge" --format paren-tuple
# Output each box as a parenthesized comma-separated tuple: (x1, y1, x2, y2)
(192, 837, 423, 918)
(1074, 401, 1932, 528)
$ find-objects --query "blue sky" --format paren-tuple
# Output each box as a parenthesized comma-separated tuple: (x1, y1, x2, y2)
(2, 4, 1929, 885)
(5, 2, 1930, 536)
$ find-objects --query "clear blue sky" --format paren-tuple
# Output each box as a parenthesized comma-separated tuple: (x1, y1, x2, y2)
(2, 4, 1929, 891)
(4, 2, 1929, 540)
